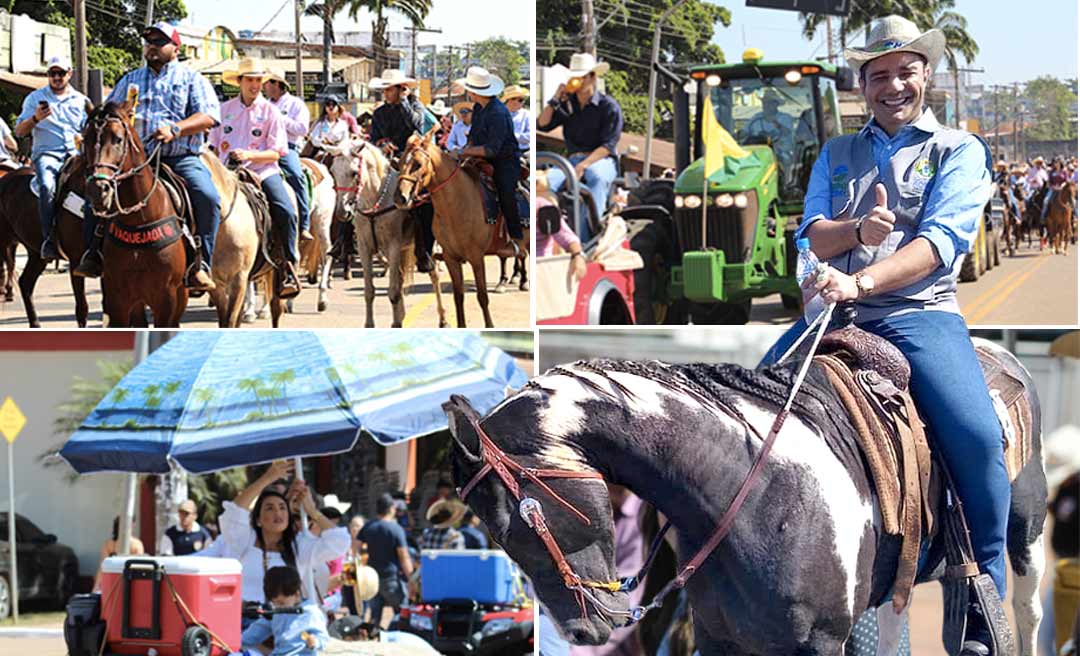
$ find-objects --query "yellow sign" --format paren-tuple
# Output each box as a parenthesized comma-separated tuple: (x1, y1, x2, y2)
(0, 397, 26, 444)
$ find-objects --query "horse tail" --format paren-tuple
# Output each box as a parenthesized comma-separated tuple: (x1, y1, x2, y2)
(400, 242, 415, 288)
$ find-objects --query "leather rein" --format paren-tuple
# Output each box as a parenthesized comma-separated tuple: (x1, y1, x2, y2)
(85, 114, 166, 219)
(459, 305, 838, 627)
(398, 146, 460, 208)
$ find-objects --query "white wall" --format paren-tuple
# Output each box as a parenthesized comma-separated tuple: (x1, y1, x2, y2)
(0, 349, 132, 578)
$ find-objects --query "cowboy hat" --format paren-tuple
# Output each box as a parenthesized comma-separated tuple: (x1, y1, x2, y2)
(566, 52, 610, 78)
(321, 494, 351, 514)
(501, 84, 529, 102)
(222, 57, 271, 86)
(428, 99, 452, 116)
(452, 101, 474, 116)
(370, 68, 418, 90)
(425, 499, 466, 529)
(459, 66, 505, 98)
(264, 68, 291, 89)
(352, 565, 379, 601)
(844, 15, 945, 76)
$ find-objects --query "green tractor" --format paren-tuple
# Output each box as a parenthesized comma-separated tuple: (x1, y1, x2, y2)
(630, 48, 855, 324)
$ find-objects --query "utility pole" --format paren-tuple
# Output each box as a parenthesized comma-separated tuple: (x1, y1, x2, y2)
(826, 16, 834, 64)
(445, 45, 454, 105)
(73, 0, 87, 93)
(145, 0, 154, 26)
(1012, 83, 1019, 162)
(294, 0, 304, 100)
(581, 0, 595, 55)
(643, 0, 688, 177)
(408, 25, 442, 79)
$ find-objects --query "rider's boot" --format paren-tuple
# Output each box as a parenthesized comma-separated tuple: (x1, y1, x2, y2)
(300, 229, 315, 242)
(40, 237, 60, 262)
(73, 226, 104, 278)
(959, 601, 992, 656)
(190, 266, 216, 293)
(279, 262, 301, 299)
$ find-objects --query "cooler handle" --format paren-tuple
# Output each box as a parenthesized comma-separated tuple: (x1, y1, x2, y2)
(122, 558, 162, 641)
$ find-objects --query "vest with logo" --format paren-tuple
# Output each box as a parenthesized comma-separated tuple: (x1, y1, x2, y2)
(824, 117, 989, 322)
(165, 524, 211, 556)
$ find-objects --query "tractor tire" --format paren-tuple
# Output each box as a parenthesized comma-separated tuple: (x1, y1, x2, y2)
(0, 574, 10, 620)
(181, 626, 213, 656)
(959, 249, 980, 282)
(992, 228, 1001, 266)
(690, 299, 752, 325)
(781, 294, 802, 311)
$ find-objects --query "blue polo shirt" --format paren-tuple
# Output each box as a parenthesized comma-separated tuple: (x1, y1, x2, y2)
(18, 85, 89, 157)
(538, 89, 622, 157)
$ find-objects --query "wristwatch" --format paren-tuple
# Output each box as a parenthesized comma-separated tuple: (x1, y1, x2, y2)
(170, 123, 182, 138)
(854, 271, 875, 298)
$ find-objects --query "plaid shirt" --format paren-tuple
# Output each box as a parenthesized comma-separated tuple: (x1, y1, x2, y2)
(420, 527, 464, 550)
(107, 60, 221, 158)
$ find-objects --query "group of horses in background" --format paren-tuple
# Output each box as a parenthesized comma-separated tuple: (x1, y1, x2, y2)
(999, 176, 1076, 257)
(0, 105, 528, 328)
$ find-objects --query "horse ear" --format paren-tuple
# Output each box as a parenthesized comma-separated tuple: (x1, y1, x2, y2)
(442, 395, 483, 462)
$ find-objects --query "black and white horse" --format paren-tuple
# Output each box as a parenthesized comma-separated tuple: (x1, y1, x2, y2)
(444, 340, 1047, 655)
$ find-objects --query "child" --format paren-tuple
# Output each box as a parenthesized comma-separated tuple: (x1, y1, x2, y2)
(240, 566, 329, 655)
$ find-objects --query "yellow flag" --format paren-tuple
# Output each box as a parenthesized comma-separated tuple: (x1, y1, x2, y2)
(702, 94, 749, 179)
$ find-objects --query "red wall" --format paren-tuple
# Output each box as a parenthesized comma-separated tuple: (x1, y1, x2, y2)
(0, 333, 135, 351)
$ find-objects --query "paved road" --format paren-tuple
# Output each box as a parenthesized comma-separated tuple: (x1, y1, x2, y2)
(746, 240, 1078, 327)
(0, 249, 531, 329)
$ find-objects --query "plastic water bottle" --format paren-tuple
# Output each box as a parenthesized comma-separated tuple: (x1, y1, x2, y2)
(795, 238, 826, 324)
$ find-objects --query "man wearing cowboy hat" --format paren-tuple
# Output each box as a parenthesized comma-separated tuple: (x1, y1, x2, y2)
(264, 68, 313, 242)
(538, 52, 623, 240)
(75, 22, 221, 291)
(208, 57, 302, 298)
(502, 84, 531, 153)
(14, 54, 89, 261)
(420, 499, 465, 550)
(445, 100, 473, 152)
(369, 68, 437, 272)
(744, 87, 795, 151)
(458, 66, 526, 243)
(764, 16, 1005, 653)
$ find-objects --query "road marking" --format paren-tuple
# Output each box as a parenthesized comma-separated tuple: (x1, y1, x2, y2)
(960, 251, 1047, 319)
(965, 252, 1054, 324)
(403, 290, 437, 327)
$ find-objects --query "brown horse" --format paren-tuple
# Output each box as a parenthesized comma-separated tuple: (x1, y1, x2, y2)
(395, 127, 529, 328)
(1047, 181, 1076, 255)
(0, 163, 90, 326)
(83, 101, 186, 327)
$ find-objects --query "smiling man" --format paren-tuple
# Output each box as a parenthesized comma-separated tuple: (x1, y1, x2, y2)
(762, 15, 1004, 656)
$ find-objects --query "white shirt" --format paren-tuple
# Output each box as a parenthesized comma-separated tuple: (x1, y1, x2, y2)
(0, 118, 14, 161)
(309, 117, 351, 150)
(218, 501, 350, 603)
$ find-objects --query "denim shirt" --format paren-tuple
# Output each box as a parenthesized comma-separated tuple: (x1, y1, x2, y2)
(18, 86, 89, 158)
(799, 109, 992, 320)
(469, 98, 518, 160)
(106, 60, 221, 158)
(538, 89, 622, 157)
(240, 599, 328, 656)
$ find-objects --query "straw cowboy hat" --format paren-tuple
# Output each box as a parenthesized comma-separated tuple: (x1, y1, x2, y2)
(501, 84, 529, 102)
(452, 101, 474, 116)
(370, 68, 418, 90)
(566, 52, 610, 78)
(844, 15, 945, 76)
(222, 57, 271, 86)
(458, 66, 504, 98)
(264, 68, 291, 89)
(425, 499, 466, 529)
(352, 565, 379, 602)
(321, 494, 351, 514)
(428, 99, 452, 116)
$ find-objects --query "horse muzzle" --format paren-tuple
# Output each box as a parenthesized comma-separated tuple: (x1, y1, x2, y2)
(88, 179, 114, 213)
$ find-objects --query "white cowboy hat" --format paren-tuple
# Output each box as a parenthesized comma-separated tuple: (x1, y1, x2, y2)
(321, 494, 351, 514)
(264, 68, 291, 89)
(353, 565, 379, 602)
(459, 66, 505, 98)
(844, 15, 945, 76)
(425, 499, 466, 529)
(428, 99, 452, 116)
(222, 57, 271, 86)
(370, 68, 418, 90)
(501, 84, 529, 102)
(566, 52, 610, 78)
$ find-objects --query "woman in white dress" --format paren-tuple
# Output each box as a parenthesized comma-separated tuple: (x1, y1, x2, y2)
(219, 460, 350, 626)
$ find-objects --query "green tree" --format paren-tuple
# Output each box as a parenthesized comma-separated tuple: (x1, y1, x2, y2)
(470, 38, 528, 85)
(1024, 76, 1078, 142)
(919, 1, 978, 127)
(347, 0, 433, 72)
(799, 0, 935, 51)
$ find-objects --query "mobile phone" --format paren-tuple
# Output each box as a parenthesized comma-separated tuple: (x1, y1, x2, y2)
(38, 101, 48, 110)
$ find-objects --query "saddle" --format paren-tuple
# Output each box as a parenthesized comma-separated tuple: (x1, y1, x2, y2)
(458, 157, 530, 255)
(815, 326, 1032, 654)
(232, 168, 297, 298)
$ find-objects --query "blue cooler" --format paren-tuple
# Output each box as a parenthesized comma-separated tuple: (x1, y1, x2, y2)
(421, 549, 519, 604)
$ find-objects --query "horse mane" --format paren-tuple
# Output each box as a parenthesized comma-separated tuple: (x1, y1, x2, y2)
(89, 101, 129, 124)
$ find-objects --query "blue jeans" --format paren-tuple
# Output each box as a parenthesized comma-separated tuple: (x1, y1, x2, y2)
(544, 154, 618, 242)
(493, 157, 524, 240)
(281, 145, 311, 232)
(762, 311, 1011, 599)
(1041, 188, 1056, 220)
(32, 152, 66, 243)
(262, 173, 299, 264)
(83, 153, 221, 271)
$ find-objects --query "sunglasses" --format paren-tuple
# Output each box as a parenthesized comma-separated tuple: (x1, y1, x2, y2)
(47, 70, 67, 78)
(144, 35, 172, 47)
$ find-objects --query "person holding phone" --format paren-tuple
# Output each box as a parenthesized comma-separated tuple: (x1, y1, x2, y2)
(14, 55, 89, 261)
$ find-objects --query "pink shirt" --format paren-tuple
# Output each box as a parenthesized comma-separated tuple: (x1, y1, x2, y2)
(209, 95, 288, 181)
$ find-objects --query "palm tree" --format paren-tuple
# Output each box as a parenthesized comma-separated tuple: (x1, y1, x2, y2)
(799, 0, 935, 58)
(305, 0, 351, 90)
(918, 1, 978, 128)
(269, 369, 298, 412)
(347, 0, 433, 73)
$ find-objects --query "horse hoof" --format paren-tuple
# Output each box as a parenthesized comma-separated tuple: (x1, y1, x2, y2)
(258, 308, 270, 320)
(519, 281, 529, 292)
(3, 293, 12, 302)
(286, 300, 294, 313)
(318, 300, 327, 312)
(494, 283, 507, 294)
(242, 311, 256, 324)
(439, 321, 449, 328)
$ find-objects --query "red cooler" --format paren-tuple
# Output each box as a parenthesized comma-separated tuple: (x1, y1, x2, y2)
(99, 556, 241, 656)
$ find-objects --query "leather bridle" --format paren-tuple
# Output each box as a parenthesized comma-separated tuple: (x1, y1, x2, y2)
(84, 114, 164, 218)
(398, 145, 459, 208)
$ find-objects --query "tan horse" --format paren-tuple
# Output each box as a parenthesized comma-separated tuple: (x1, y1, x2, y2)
(395, 128, 529, 328)
(1046, 180, 1076, 255)
(297, 158, 336, 313)
(326, 136, 446, 328)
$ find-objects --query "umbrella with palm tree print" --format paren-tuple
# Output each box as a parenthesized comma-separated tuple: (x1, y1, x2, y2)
(59, 331, 527, 474)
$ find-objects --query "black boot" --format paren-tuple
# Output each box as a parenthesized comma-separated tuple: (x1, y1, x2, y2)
(960, 602, 992, 656)
(40, 238, 60, 261)
(73, 242, 103, 278)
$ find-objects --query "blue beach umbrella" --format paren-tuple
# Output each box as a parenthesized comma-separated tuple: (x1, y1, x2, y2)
(60, 331, 528, 474)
